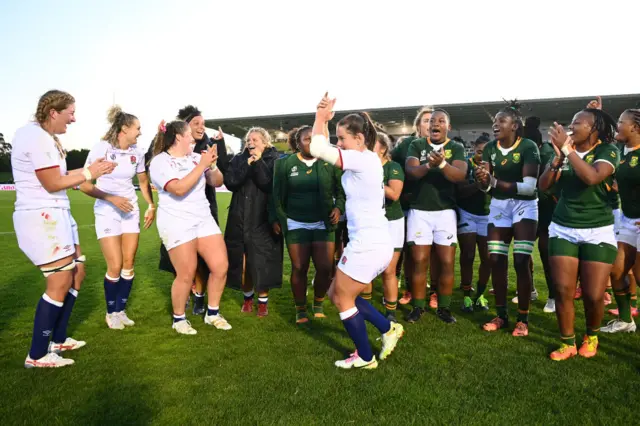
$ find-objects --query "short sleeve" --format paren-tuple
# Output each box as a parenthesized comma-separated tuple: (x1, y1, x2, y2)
(31, 131, 62, 171)
(482, 143, 492, 163)
(595, 144, 620, 171)
(389, 161, 405, 182)
(447, 143, 465, 163)
(340, 149, 371, 173)
(150, 155, 177, 191)
(523, 141, 541, 165)
(136, 149, 146, 174)
(84, 142, 103, 168)
(406, 139, 422, 161)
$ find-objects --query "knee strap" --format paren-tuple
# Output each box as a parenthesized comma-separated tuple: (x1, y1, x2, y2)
(488, 241, 509, 256)
(513, 240, 535, 256)
(41, 260, 76, 277)
(75, 255, 86, 263)
(121, 268, 135, 279)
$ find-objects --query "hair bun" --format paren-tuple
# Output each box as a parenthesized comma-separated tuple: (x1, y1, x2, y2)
(107, 105, 123, 124)
(178, 105, 201, 120)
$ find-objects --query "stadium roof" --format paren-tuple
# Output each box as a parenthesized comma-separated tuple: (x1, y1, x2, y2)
(206, 93, 640, 138)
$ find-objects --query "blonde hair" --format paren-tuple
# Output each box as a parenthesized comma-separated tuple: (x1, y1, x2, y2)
(102, 105, 138, 148)
(244, 127, 273, 148)
(35, 90, 75, 159)
(376, 132, 392, 160)
(413, 106, 434, 137)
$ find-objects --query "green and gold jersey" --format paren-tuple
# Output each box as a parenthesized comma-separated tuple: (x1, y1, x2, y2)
(406, 138, 466, 211)
(538, 142, 559, 206)
(284, 155, 324, 223)
(607, 142, 624, 211)
(383, 160, 405, 220)
(391, 135, 418, 211)
(616, 144, 640, 219)
(456, 158, 490, 216)
(552, 142, 620, 229)
(482, 138, 541, 201)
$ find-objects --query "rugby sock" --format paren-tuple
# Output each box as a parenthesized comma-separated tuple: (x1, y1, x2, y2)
(586, 327, 599, 337)
(517, 310, 529, 324)
(614, 291, 632, 322)
(361, 291, 372, 301)
(258, 296, 268, 306)
(296, 302, 308, 322)
(313, 297, 324, 315)
(354, 297, 391, 334)
(384, 300, 397, 316)
(116, 271, 134, 312)
(475, 281, 487, 300)
(52, 288, 78, 344)
(631, 296, 637, 310)
(339, 308, 373, 362)
(413, 298, 426, 309)
(497, 305, 508, 321)
(462, 284, 472, 298)
(560, 335, 576, 346)
(173, 313, 186, 323)
(243, 291, 254, 301)
(207, 305, 220, 316)
(438, 294, 452, 309)
(29, 294, 63, 360)
(104, 275, 119, 314)
(193, 292, 205, 309)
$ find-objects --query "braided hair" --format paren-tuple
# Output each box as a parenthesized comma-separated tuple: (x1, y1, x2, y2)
(287, 125, 312, 152)
(622, 109, 640, 130)
(34, 90, 75, 159)
(497, 99, 524, 138)
(580, 108, 617, 144)
(102, 105, 138, 147)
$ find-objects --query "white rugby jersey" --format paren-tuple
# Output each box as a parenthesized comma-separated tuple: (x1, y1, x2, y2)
(339, 149, 390, 246)
(84, 140, 145, 205)
(149, 152, 210, 220)
(11, 122, 70, 211)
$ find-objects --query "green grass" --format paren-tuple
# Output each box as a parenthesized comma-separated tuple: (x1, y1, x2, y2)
(0, 191, 639, 425)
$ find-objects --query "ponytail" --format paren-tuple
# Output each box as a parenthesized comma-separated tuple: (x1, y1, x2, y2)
(338, 112, 378, 150)
(150, 120, 189, 159)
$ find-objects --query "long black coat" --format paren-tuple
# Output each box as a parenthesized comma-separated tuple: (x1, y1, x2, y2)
(224, 147, 283, 291)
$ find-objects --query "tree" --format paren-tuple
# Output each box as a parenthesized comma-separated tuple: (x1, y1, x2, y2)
(0, 133, 12, 174)
(66, 149, 90, 170)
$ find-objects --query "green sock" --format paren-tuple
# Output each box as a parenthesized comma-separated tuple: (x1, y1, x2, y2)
(560, 335, 576, 346)
(614, 292, 632, 322)
(586, 327, 599, 337)
(361, 292, 372, 301)
(631, 296, 637, 309)
(437, 294, 451, 309)
(313, 298, 324, 314)
(497, 305, 508, 321)
(413, 298, 426, 309)
(385, 300, 397, 316)
(462, 284, 472, 298)
(606, 286, 613, 296)
(517, 310, 529, 324)
(475, 281, 487, 300)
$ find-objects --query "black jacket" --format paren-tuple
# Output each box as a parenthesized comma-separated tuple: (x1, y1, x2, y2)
(193, 134, 230, 224)
(223, 147, 283, 291)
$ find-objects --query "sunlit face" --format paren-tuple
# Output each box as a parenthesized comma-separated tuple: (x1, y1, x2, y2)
(336, 125, 363, 151)
(122, 119, 141, 147)
(373, 140, 388, 161)
(429, 111, 450, 143)
(418, 112, 431, 137)
(492, 112, 517, 141)
(297, 129, 312, 157)
(473, 142, 487, 163)
(246, 132, 267, 154)
(189, 115, 205, 140)
(616, 112, 637, 143)
(50, 103, 76, 134)
(176, 126, 195, 152)
(569, 111, 595, 145)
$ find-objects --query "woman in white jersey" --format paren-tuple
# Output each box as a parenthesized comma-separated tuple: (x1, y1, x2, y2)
(12, 90, 115, 368)
(149, 120, 231, 335)
(309, 94, 404, 369)
(80, 106, 155, 330)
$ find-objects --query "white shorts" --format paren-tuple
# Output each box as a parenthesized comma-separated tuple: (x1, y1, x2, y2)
(615, 213, 640, 250)
(457, 208, 489, 237)
(406, 209, 457, 246)
(338, 243, 393, 284)
(13, 208, 79, 266)
(489, 198, 538, 228)
(388, 218, 405, 250)
(613, 208, 622, 233)
(549, 222, 617, 248)
(157, 213, 221, 251)
(95, 202, 140, 240)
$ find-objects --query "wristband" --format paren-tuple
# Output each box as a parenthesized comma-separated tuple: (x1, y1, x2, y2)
(490, 175, 498, 188)
(210, 163, 218, 172)
(146, 204, 155, 211)
(82, 167, 92, 181)
(561, 144, 573, 157)
(438, 160, 447, 169)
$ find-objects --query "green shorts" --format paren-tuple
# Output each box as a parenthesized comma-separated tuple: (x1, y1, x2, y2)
(286, 228, 335, 245)
(548, 222, 617, 264)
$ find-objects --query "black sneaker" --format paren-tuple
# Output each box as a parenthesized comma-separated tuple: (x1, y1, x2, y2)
(407, 307, 425, 323)
(437, 308, 457, 324)
(386, 312, 397, 323)
(192, 295, 205, 315)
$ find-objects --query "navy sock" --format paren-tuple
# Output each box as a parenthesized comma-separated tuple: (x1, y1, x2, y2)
(340, 309, 374, 362)
(52, 289, 78, 344)
(116, 274, 134, 312)
(29, 294, 63, 360)
(243, 291, 254, 301)
(355, 296, 391, 334)
(104, 275, 119, 314)
(207, 305, 219, 316)
(173, 314, 186, 323)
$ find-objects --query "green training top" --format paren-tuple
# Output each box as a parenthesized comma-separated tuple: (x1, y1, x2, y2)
(456, 158, 490, 216)
(552, 142, 620, 229)
(616, 144, 640, 219)
(482, 137, 541, 201)
(383, 160, 405, 220)
(406, 138, 466, 211)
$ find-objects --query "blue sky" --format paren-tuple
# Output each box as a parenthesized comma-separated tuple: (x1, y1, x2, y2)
(1, 0, 638, 150)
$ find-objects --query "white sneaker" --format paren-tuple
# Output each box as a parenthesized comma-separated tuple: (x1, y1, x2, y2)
(117, 311, 135, 327)
(172, 320, 197, 335)
(204, 313, 232, 330)
(601, 319, 637, 333)
(335, 351, 378, 369)
(543, 299, 556, 313)
(106, 313, 125, 330)
(25, 352, 74, 368)
(511, 289, 539, 304)
(49, 337, 86, 353)
(379, 322, 404, 360)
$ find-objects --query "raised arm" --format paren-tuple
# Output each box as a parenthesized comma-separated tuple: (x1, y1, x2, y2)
(310, 93, 342, 168)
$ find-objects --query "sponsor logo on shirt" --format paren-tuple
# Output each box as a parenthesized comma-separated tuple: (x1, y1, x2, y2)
(392, 169, 399, 175)
(306, 169, 313, 175)
(501, 159, 508, 166)
(290, 166, 298, 177)
(512, 152, 521, 163)
(110, 153, 117, 161)
(420, 150, 427, 162)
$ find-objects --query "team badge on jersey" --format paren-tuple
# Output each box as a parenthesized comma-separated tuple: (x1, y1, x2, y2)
(512, 152, 521, 163)
(631, 156, 638, 167)
(130, 155, 137, 165)
(341, 256, 347, 264)
(290, 166, 298, 177)
(445, 150, 452, 159)
(585, 154, 595, 164)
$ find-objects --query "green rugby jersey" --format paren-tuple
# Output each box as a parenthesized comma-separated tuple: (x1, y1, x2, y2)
(383, 160, 405, 220)
(606, 142, 624, 211)
(552, 142, 620, 229)
(406, 138, 466, 211)
(482, 138, 541, 201)
(456, 158, 491, 216)
(616, 144, 640, 219)
(391, 135, 418, 211)
(283, 155, 324, 223)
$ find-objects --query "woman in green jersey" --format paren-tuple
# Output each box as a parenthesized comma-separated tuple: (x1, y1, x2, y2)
(456, 133, 491, 313)
(540, 108, 619, 361)
(405, 109, 467, 324)
(272, 126, 345, 324)
(475, 103, 540, 337)
(601, 109, 640, 334)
